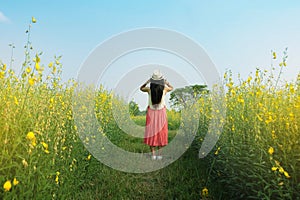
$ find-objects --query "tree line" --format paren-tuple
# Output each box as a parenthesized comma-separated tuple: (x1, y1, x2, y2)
(129, 84, 208, 116)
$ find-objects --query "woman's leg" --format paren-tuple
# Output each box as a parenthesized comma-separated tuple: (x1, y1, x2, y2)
(150, 146, 157, 160)
(150, 146, 156, 156)
(157, 146, 162, 156)
(157, 146, 163, 160)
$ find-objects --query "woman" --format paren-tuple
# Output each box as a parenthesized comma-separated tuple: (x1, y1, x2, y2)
(140, 70, 173, 160)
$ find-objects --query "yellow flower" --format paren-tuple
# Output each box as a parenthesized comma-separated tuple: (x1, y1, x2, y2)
(255, 70, 259, 77)
(279, 167, 284, 173)
(22, 159, 28, 168)
(28, 77, 35, 86)
(214, 147, 221, 155)
(2, 64, 6, 71)
(271, 167, 278, 171)
(247, 76, 252, 83)
(268, 147, 274, 155)
(26, 132, 35, 141)
(201, 187, 209, 197)
(14, 96, 19, 105)
(265, 115, 273, 124)
(52, 66, 57, 74)
(272, 52, 276, 59)
(284, 171, 291, 178)
(44, 149, 50, 154)
(35, 62, 40, 71)
(48, 62, 53, 68)
(26, 67, 31, 73)
(31, 141, 37, 147)
(55, 171, 60, 184)
(3, 180, 12, 192)
(41, 142, 48, 150)
(35, 54, 40, 63)
(237, 95, 244, 103)
(13, 178, 19, 186)
(290, 86, 295, 94)
(87, 154, 92, 160)
(271, 130, 276, 139)
(226, 82, 233, 88)
(27, 132, 37, 147)
(0, 71, 5, 79)
(32, 16, 37, 23)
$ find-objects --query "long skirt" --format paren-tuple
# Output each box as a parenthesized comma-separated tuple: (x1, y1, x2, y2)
(143, 106, 168, 146)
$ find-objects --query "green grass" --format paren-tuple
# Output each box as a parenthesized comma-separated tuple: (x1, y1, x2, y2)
(65, 139, 210, 199)
(56, 118, 210, 200)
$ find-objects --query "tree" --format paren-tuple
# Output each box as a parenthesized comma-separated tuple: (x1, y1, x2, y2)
(169, 84, 208, 110)
(129, 100, 140, 116)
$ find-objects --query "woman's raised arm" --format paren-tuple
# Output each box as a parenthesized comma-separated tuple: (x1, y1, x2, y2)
(164, 80, 173, 92)
(140, 79, 151, 92)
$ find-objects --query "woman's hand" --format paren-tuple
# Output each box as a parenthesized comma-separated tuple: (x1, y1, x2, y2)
(140, 79, 151, 92)
(164, 79, 173, 92)
(164, 79, 171, 86)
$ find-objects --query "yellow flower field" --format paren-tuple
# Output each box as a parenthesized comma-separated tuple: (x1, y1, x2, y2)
(0, 19, 299, 199)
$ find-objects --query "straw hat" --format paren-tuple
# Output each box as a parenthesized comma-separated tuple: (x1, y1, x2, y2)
(151, 69, 164, 80)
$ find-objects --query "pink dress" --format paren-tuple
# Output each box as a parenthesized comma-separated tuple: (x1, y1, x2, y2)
(143, 90, 168, 146)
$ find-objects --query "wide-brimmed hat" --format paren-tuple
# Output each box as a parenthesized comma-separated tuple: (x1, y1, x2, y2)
(151, 69, 164, 80)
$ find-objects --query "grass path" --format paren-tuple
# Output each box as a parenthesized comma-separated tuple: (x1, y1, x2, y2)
(69, 128, 212, 199)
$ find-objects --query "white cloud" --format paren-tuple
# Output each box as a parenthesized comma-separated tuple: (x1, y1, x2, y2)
(0, 11, 10, 23)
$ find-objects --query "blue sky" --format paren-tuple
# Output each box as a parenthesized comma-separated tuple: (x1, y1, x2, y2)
(1, 1, 300, 108)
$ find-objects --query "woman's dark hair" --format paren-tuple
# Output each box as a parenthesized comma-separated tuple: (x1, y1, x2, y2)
(150, 79, 165, 105)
